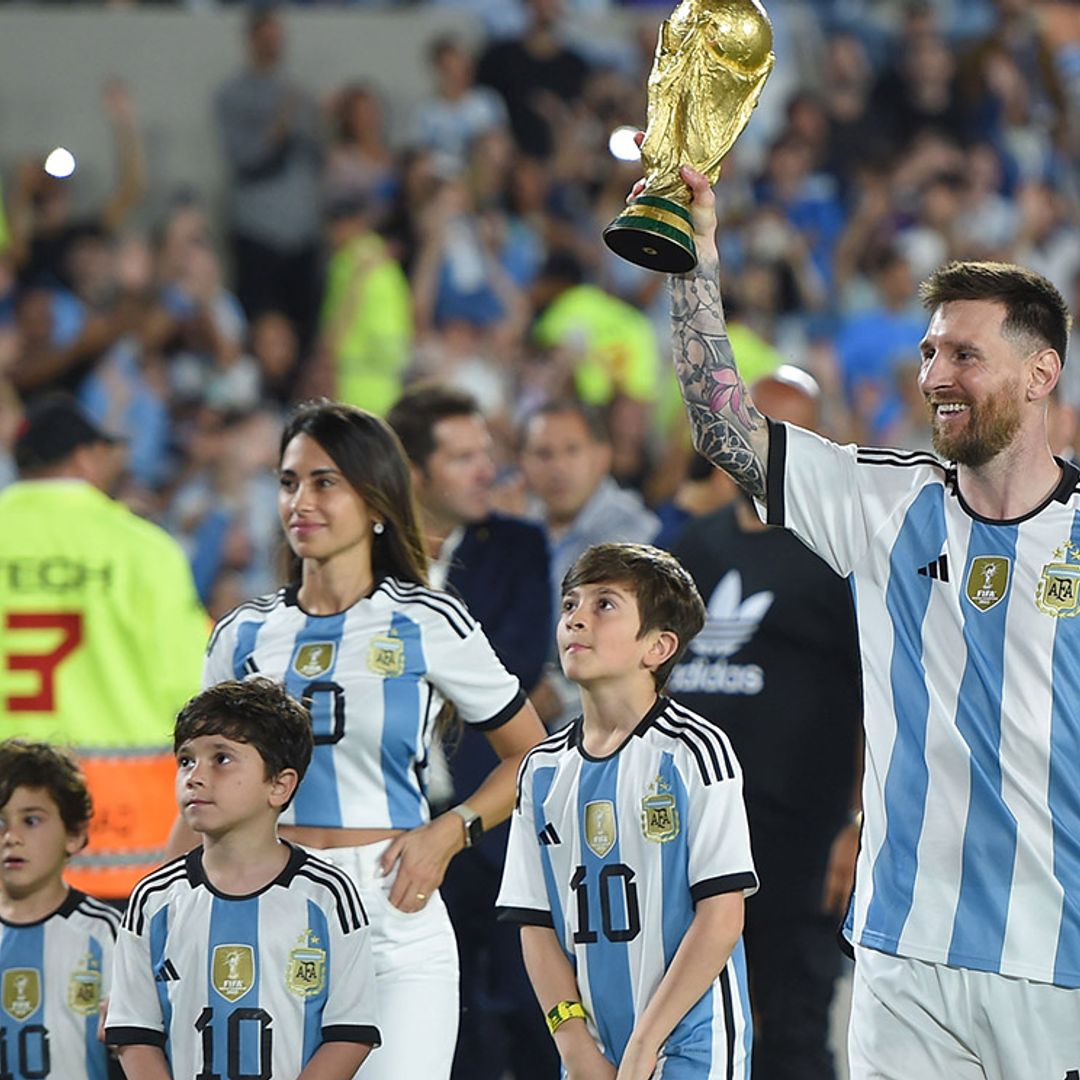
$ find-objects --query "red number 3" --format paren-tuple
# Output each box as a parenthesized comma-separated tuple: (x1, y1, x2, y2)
(5, 612, 84, 712)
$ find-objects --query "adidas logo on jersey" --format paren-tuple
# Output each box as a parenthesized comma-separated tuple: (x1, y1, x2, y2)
(154, 959, 180, 983)
(537, 823, 561, 846)
(688, 571, 774, 659)
(916, 554, 950, 581)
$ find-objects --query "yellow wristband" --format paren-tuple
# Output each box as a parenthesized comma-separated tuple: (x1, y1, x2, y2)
(546, 1000, 587, 1035)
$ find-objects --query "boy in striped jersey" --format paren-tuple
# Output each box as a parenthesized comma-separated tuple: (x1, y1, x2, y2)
(498, 544, 758, 1079)
(0, 740, 120, 1080)
(105, 679, 379, 1079)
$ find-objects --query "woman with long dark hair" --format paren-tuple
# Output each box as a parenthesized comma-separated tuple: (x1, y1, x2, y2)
(202, 400, 545, 1078)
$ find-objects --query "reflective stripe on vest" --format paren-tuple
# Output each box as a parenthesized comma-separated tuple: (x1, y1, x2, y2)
(65, 750, 177, 900)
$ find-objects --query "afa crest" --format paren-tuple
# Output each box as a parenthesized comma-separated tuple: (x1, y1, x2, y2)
(368, 631, 405, 677)
(294, 642, 337, 678)
(584, 801, 617, 858)
(965, 556, 1011, 613)
(286, 929, 327, 999)
(2, 969, 40, 1021)
(68, 954, 102, 1016)
(212, 945, 255, 1002)
(641, 775, 680, 843)
(1036, 541, 1080, 618)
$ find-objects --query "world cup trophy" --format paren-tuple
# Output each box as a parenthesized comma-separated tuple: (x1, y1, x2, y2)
(603, 0, 775, 274)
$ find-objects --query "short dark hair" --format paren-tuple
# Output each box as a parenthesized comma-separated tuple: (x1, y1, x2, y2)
(561, 543, 706, 689)
(280, 400, 429, 588)
(174, 678, 314, 811)
(521, 399, 609, 448)
(919, 261, 1071, 366)
(387, 383, 481, 469)
(0, 740, 92, 840)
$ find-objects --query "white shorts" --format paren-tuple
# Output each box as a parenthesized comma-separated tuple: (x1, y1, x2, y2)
(849, 944, 1080, 1080)
(314, 840, 460, 1080)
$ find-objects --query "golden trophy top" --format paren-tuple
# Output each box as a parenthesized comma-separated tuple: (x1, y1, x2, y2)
(640, 0, 775, 204)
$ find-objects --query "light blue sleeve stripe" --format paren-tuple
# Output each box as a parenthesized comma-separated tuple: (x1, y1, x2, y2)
(232, 620, 262, 681)
(577, 759, 636, 1064)
(732, 937, 753, 1075)
(206, 897, 262, 1077)
(660, 755, 692, 967)
(0, 923, 47, 1074)
(863, 486, 945, 948)
(533, 765, 567, 953)
(1051, 510, 1080, 985)
(381, 612, 428, 829)
(149, 907, 172, 1064)
(947, 522, 1019, 970)
(287, 613, 347, 828)
(302, 899, 331, 1067)
(85, 935, 107, 1080)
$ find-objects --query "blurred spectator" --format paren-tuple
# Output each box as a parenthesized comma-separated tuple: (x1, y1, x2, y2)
(312, 193, 412, 415)
(519, 399, 658, 610)
(324, 81, 399, 227)
(531, 249, 659, 414)
(835, 247, 925, 442)
(215, 7, 323, 352)
(7, 79, 146, 294)
(475, 0, 590, 158)
(409, 35, 509, 166)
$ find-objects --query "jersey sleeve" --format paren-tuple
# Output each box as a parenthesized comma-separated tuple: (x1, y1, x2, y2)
(760, 420, 939, 577)
(320, 877, 381, 1048)
(104, 919, 165, 1048)
(495, 755, 552, 925)
(681, 736, 758, 904)
(203, 611, 241, 688)
(424, 609, 527, 730)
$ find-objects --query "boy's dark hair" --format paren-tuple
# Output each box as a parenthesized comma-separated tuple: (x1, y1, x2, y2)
(0, 740, 92, 841)
(561, 543, 706, 690)
(919, 260, 1071, 366)
(173, 678, 314, 811)
(386, 382, 481, 470)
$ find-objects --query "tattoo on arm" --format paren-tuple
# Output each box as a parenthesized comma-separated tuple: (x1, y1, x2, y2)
(670, 260, 767, 499)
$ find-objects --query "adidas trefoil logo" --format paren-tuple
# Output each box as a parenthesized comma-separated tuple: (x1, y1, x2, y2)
(916, 554, 950, 582)
(689, 571, 774, 659)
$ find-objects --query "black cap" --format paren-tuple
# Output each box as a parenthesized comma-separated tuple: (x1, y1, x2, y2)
(14, 394, 123, 472)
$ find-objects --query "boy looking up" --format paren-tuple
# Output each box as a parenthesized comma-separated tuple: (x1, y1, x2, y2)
(0, 740, 120, 1080)
(105, 678, 380, 1080)
(497, 543, 758, 1079)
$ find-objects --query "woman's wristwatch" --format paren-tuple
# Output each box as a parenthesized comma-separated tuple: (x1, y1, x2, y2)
(449, 803, 483, 847)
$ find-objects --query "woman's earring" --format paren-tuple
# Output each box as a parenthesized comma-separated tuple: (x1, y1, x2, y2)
(373, 521, 385, 535)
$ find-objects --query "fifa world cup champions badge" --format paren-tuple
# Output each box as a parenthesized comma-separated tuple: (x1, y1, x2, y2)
(603, 0, 775, 273)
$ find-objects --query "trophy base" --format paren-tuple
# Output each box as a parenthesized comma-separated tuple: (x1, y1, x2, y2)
(603, 195, 697, 274)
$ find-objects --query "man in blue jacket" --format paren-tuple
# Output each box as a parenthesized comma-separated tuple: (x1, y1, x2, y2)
(388, 382, 556, 1080)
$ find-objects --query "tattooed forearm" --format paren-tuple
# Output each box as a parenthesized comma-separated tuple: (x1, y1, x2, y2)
(670, 259, 768, 499)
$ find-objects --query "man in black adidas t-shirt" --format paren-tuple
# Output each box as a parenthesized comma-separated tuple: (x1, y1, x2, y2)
(667, 374, 862, 1080)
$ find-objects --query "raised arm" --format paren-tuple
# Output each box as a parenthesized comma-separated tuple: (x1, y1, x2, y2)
(669, 166, 770, 499)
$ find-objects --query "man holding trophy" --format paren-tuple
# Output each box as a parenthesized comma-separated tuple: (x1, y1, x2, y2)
(627, 3, 1080, 1079)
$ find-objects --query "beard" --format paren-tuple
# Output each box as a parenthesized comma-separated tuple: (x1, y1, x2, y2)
(929, 381, 1023, 468)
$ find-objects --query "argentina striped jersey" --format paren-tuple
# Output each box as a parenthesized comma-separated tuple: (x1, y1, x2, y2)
(0, 890, 118, 1080)
(766, 421, 1080, 987)
(203, 577, 526, 830)
(497, 697, 758, 1077)
(105, 843, 378, 1076)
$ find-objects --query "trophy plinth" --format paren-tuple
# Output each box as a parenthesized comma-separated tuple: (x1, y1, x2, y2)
(603, 196, 696, 275)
